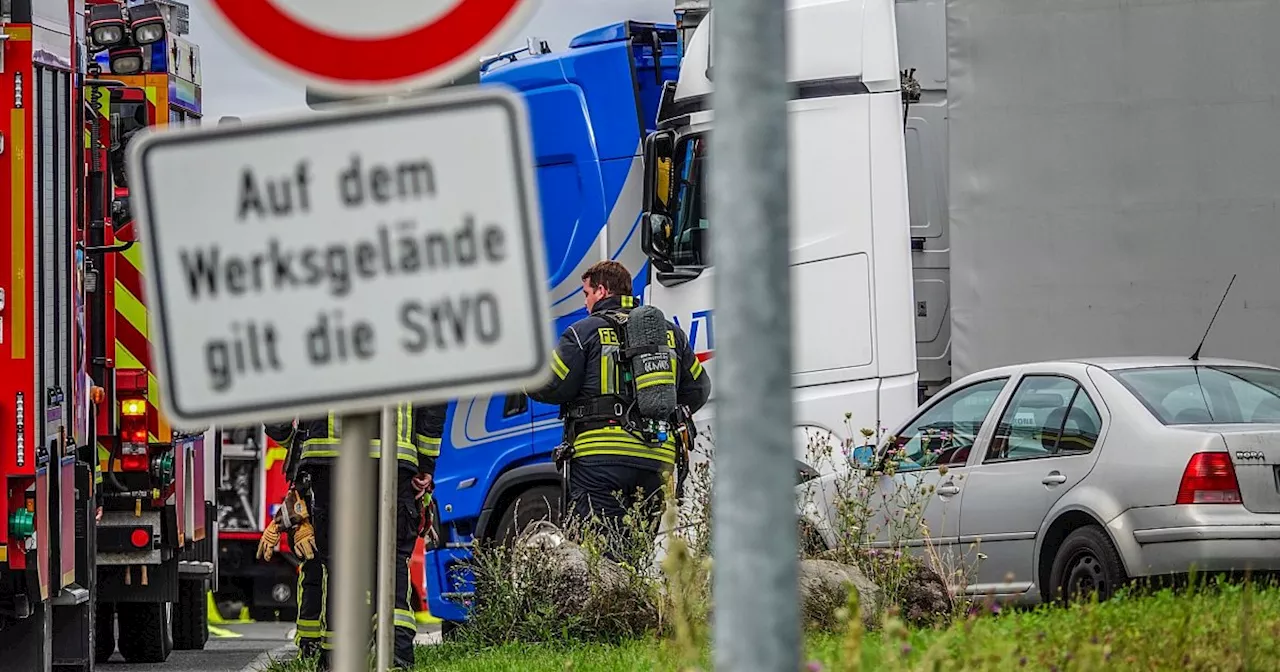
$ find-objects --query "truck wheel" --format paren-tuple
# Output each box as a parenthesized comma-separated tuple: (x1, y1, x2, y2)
(494, 484, 562, 546)
(93, 602, 116, 663)
(173, 578, 209, 650)
(116, 602, 173, 664)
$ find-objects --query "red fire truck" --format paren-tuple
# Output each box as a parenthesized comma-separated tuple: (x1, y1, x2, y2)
(0, 0, 214, 666)
(84, 0, 216, 663)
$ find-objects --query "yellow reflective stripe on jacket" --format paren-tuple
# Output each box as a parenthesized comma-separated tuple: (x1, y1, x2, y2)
(552, 351, 569, 379)
(689, 357, 704, 380)
(573, 427, 677, 464)
(369, 442, 419, 463)
(600, 354, 613, 394)
(300, 405, 421, 465)
(416, 433, 441, 457)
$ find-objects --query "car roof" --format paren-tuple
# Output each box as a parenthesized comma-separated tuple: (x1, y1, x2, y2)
(1064, 355, 1278, 371)
(951, 356, 1280, 386)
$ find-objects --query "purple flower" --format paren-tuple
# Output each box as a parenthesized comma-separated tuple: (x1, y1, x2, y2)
(900, 644, 913, 656)
(806, 662, 823, 672)
(989, 602, 1002, 615)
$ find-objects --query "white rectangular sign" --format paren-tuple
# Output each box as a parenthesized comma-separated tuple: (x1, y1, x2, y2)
(127, 87, 552, 426)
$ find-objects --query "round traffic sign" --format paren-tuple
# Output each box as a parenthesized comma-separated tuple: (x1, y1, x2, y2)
(206, 0, 540, 95)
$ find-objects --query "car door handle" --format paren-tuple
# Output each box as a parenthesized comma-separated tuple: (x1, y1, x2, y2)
(937, 482, 961, 496)
(1042, 471, 1067, 485)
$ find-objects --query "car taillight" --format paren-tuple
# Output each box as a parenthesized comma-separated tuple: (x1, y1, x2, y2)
(1176, 452, 1242, 505)
(119, 397, 148, 469)
(130, 527, 151, 548)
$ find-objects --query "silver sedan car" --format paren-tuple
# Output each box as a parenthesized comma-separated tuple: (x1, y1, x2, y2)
(797, 356, 1280, 605)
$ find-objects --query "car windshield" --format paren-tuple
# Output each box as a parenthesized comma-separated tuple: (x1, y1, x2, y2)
(1111, 365, 1280, 425)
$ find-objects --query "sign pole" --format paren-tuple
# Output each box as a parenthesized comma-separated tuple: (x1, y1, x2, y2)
(331, 413, 377, 672)
(375, 406, 398, 671)
(710, 0, 800, 670)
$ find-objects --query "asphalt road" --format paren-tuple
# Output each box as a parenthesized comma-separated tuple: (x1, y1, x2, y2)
(100, 621, 295, 672)
(98, 619, 444, 671)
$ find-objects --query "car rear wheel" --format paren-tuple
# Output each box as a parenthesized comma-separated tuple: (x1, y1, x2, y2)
(1048, 525, 1126, 604)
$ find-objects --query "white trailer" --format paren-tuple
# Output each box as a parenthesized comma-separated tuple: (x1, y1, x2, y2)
(902, 0, 1280, 392)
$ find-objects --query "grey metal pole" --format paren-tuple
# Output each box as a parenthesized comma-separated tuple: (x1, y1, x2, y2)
(709, 0, 800, 670)
(375, 407, 398, 671)
(331, 413, 377, 672)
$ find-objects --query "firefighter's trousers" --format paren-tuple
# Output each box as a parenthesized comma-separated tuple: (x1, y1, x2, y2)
(567, 456, 671, 562)
(294, 463, 420, 666)
(295, 463, 334, 654)
(389, 466, 421, 668)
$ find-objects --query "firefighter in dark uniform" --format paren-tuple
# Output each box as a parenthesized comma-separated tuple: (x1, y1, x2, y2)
(528, 260, 711, 556)
(265, 403, 447, 670)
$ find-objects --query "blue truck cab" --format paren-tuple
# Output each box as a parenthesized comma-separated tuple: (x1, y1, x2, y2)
(424, 21, 681, 626)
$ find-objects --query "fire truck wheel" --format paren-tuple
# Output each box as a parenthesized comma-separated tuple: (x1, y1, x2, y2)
(116, 602, 173, 664)
(173, 578, 209, 650)
(93, 602, 116, 663)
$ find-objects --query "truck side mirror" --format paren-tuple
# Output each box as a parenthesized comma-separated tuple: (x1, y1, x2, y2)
(643, 130, 676, 216)
(642, 131, 677, 271)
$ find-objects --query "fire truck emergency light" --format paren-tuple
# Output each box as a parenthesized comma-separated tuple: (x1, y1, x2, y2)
(88, 3, 127, 48)
(109, 45, 145, 75)
(128, 2, 167, 45)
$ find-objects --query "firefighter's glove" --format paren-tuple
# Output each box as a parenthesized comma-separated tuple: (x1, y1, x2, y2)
(290, 521, 318, 560)
(418, 496, 438, 546)
(281, 489, 318, 560)
(257, 521, 282, 561)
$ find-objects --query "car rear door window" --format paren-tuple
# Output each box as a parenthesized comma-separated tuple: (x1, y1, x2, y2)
(985, 375, 1101, 462)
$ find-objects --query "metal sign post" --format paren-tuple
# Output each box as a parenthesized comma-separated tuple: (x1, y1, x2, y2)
(376, 407, 398, 670)
(710, 1, 801, 671)
(331, 414, 377, 672)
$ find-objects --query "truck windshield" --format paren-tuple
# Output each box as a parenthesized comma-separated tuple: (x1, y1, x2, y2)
(1110, 365, 1280, 425)
(667, 133, 708, 267)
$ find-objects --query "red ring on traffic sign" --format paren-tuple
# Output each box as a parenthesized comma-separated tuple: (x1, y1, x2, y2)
(210, 0, 525, 83)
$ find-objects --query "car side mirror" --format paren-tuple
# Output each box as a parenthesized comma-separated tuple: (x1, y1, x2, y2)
(851, 445, 877, 470)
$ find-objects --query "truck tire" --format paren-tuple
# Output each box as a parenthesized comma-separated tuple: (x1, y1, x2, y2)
(116, 602, 173, 664)
(94, 602, 116, 663)
(173, 578, 209, 650)
(494, 484, 562, 546)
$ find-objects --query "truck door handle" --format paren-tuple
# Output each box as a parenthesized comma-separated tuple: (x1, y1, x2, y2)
(937, 482, 961, 496)
(1042, 471, 1067, 485)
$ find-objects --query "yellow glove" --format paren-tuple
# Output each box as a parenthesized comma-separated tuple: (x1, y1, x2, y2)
(257, 521, 281, 561)
(291, 520, 317, 560)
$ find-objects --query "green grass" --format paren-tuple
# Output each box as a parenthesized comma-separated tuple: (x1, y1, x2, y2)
(404, 580, 1280, 671)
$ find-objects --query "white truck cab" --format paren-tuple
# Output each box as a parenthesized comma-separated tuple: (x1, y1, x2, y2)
(640, 0, 918, 475)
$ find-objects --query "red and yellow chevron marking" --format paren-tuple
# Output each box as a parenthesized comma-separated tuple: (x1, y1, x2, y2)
(114, 242, 170, 444)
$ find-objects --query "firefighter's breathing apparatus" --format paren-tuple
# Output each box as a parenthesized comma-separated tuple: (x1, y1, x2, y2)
(555, 303, 698, 504)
